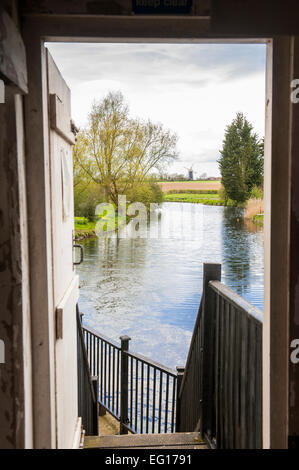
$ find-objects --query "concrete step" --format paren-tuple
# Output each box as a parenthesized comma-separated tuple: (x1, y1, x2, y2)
(84, 432, 208, 449)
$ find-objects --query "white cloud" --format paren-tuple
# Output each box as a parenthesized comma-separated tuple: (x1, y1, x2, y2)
(46, 42, 266, 177)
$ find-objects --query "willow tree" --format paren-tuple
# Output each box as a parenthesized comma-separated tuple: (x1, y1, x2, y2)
(74, 91, 178, 205)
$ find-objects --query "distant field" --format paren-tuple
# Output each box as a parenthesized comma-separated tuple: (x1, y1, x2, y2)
(159, 181, 221, 192)
(164, 192, 224, 206)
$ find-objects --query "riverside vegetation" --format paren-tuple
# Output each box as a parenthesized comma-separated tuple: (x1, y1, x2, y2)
(160, 113, 264, 224)
(73, 91, 177, 238)
(218, 112, 264, 225)
(163, 185, 264, 226)
(162, 113, 265, 225)
(163, 189, 224, 206)
(73, 100, 264, 238)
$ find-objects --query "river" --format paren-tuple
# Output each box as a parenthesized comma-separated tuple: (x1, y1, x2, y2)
(77, 202, 263, 369)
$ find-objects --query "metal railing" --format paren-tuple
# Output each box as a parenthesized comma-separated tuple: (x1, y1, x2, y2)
(77, 306, 98, 436)
(124, 349, 177, 434)
(177, 263, 263, 449)
(83, 326, 121, 421)
(82, 325, 178, 435)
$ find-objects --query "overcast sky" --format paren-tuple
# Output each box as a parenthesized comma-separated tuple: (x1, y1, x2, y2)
(46, 43, 266, 177)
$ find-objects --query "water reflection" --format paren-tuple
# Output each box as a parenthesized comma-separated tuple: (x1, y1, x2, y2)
(77, 202, 263, 368)
(222, 208, 251, 286)
(221, 207, 264, 307)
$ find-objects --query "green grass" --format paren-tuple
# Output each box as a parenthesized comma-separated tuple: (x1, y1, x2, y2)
(163, 192, 225, 206)
(74, 217, 97, 239)
(252, 214, 264, 226)
(74, 214, 130, 239)
(158, 180, 220, 183)
(166, 189, 219, 194)
(75, 217, 96, 229)
(165, 192, 219, 200)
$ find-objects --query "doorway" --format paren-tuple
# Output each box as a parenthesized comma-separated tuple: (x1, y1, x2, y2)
(23, 14, 291, 448)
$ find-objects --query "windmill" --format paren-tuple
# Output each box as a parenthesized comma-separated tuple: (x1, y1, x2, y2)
(184, 165, 195, 180)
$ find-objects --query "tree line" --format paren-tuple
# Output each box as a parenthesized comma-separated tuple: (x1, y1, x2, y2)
(74, 92, 264, 217)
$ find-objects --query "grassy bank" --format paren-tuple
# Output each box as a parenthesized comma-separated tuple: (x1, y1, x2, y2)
(244, 197, 264, 227)
(252, 213, 264, 226)
(164, 192, 265, 223)
(74, 217, 97, 239)
(166, 189, 219, 194)
(74, 215, 130, 239)
(164, 192, 225, 206)
(158, 180, 220, 183)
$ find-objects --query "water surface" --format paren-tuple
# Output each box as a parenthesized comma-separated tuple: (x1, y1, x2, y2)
(77, 202, 263, 369)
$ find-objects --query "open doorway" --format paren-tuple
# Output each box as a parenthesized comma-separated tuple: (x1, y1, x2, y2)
(46, 41, 266, 368)
(44, 41, 266, 444)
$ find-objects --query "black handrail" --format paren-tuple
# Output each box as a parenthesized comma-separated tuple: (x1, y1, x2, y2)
(77, 306, 98, 436)
(82, 324, 177, 435)
(124, 349, 177, 434)
(83, 326, 121, 423)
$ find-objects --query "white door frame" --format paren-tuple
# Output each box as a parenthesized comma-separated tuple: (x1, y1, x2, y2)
(22, 14, 290, 448)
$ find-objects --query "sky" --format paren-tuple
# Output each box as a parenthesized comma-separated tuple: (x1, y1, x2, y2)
(46, 43, 266, 178)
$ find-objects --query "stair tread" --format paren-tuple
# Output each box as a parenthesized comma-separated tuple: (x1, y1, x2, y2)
(84, 432, 207, 449)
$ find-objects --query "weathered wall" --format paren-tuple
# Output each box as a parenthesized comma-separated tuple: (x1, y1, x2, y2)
(0, 2, 32, 449)
(0, 88, 32, 448)
(0, 8, 27, 94)
(0, 88, 20, 449)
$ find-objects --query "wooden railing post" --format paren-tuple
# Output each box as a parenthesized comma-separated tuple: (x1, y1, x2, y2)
(175, 366, 185, 432)
(120, 335, 131, 434)
(200, 263, 221, 441)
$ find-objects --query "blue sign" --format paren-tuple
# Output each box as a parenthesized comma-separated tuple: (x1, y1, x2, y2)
(132, 0, 193, 15)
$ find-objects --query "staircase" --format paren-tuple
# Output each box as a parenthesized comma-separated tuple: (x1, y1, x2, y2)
(78, 263, 263, 450)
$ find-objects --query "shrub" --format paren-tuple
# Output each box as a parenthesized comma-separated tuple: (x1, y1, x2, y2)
(74, 181, 106, 219)
(250, 185, 264, 200)
(75, 217, 89, 225)
(127, 180, 163, 208)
